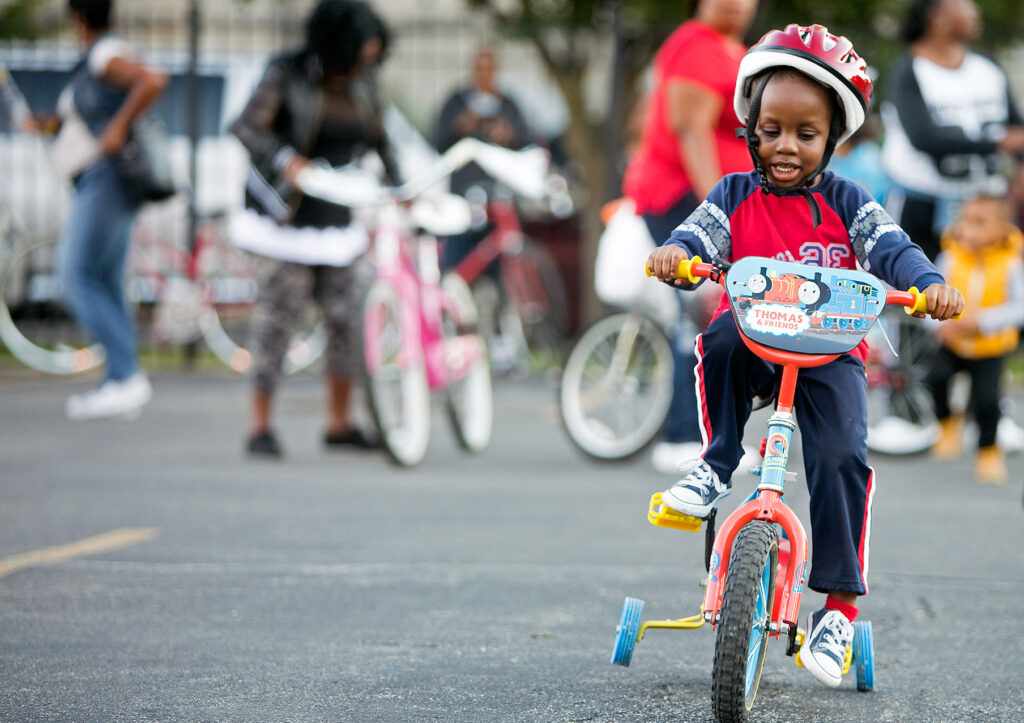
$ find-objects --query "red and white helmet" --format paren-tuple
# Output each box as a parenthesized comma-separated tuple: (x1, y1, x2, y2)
(733, 24, 872, 145)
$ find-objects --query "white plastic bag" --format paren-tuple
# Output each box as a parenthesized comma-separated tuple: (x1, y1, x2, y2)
(594, 199, 678, 326)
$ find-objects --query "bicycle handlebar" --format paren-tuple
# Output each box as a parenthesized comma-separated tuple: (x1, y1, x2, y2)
(298, 137, 552, 209)
(643, 255, 715, 286)
(644, 256, 963, 320)
(886, 286, 962, 320)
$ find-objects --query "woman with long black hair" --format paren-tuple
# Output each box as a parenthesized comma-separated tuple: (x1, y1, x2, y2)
(231, 0, 398, 457)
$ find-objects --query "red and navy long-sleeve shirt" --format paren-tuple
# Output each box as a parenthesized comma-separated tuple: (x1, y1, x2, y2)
(664, 170, 945, 360)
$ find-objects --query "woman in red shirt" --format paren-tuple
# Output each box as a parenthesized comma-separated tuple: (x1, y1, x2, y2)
(623, 0, 758, 473)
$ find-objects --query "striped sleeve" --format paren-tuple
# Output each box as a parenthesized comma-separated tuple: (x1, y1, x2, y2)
(823, 174, 945, 292)
(664, 173, 751, 261)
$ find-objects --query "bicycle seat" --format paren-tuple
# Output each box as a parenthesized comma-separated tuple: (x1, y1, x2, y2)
(725, 257, 887, 356)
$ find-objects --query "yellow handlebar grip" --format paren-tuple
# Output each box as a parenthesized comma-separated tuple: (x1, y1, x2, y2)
(679, 255, 702, 284)
(644, 255, 702, 282)
(906, 286, 965, 320)
(904, 286, 928, 316)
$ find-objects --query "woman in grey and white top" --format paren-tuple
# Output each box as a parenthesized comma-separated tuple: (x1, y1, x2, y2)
(880, 0, 1024, 261)
(51, 0, 167, 420)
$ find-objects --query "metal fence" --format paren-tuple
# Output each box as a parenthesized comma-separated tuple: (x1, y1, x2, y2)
(0, 1, 572, 239)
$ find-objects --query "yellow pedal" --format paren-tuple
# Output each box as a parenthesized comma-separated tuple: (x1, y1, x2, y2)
(648, 493, 702, 532)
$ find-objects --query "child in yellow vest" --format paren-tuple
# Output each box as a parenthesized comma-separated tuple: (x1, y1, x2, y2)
(926, 195, 1024, 482)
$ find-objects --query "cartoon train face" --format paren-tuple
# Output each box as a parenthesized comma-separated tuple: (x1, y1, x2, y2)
(740, 267, 882, 330)
(746, 267, 831, 312)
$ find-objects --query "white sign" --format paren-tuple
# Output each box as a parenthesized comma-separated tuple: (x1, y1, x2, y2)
(747, 303, 810, 336)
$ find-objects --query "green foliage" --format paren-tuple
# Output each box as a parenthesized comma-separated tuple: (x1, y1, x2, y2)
(758, 0, 1023, 93)
(466, 0, 687, 37)
(0, 0, 46, 40)
(471, 0, 1024, 117)
(470, 0, 1024, 56)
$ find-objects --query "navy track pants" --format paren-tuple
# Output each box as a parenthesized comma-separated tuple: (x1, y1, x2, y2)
(693, 311, 876, 595)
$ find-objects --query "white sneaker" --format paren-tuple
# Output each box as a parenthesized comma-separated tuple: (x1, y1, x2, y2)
(866, 415, 939, 455)
(660, 459, 730, 518)
(651, 441, 703, 475)
(800, 608, 853, 688)
(997, 417, 1024, 455)
(66, 373, 153, 421)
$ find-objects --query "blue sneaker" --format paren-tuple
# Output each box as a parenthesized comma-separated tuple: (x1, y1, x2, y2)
(800, 608, 853, 688)
(660, 460, 730, 518)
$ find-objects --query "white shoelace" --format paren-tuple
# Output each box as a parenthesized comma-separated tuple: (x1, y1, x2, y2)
(814, 614, 852, 661)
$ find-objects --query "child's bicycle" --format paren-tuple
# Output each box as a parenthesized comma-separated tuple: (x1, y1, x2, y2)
(298, 149, 496, 467)
(611, 255, 937, 722)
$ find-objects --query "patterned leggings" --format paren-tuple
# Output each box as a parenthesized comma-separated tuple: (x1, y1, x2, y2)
(249, 258, 372, 394)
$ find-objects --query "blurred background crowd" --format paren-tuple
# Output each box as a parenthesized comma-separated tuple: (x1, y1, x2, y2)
(1, 0, 1023, 478)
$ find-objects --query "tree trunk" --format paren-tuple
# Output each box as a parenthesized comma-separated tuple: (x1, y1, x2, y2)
(536, 62, 608, 325)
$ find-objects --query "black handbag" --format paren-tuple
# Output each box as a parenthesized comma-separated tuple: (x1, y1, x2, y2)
(116, 114, 176, 203)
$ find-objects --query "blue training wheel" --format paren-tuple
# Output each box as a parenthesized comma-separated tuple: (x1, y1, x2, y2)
(611, 597, 644, 666)
(853, 619, 875, 691)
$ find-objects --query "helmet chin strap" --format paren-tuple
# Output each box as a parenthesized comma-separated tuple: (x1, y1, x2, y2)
(737, 72, 845, 229)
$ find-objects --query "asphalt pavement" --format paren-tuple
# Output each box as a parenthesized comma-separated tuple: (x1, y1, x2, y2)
(0, 368, 1022, 722)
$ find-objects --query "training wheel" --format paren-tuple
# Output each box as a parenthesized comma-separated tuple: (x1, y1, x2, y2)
(611, 597, 644, 666)
(853, 619, 875, 691)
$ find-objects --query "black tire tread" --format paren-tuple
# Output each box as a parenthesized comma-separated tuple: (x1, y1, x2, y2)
(712, 520, 779, 723)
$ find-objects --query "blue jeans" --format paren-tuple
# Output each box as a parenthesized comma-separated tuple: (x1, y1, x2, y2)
(661, 315, 701, 443)
(59, 158, 141, 382)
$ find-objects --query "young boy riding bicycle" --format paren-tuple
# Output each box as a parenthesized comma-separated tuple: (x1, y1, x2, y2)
(646, 24, 964, 689)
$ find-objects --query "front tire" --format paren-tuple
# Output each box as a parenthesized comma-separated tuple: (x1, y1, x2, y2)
(712, 521, 779, 723)
(441, 274, 493, 453)
(359, 279, 431, 466)
(500, 237, 569, 369)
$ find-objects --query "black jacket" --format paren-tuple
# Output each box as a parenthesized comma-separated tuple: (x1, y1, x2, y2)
(231, 50, 398, 224)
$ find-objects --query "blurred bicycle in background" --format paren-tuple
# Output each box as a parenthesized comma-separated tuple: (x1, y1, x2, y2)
(300, 138, 511, 465)
(559, 198, 695, 462)
(0, 201, 324, 375)
(451, 175, 572, 375)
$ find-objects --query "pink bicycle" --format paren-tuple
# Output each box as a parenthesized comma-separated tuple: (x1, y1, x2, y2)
(300, 155, 494, 466)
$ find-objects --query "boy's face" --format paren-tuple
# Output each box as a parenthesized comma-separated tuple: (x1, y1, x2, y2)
(955, 198, 1009, 252)
(753, 75, 833, 188)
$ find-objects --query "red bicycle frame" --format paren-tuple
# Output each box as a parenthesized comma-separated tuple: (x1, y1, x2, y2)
(450, 199, 522, 285)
